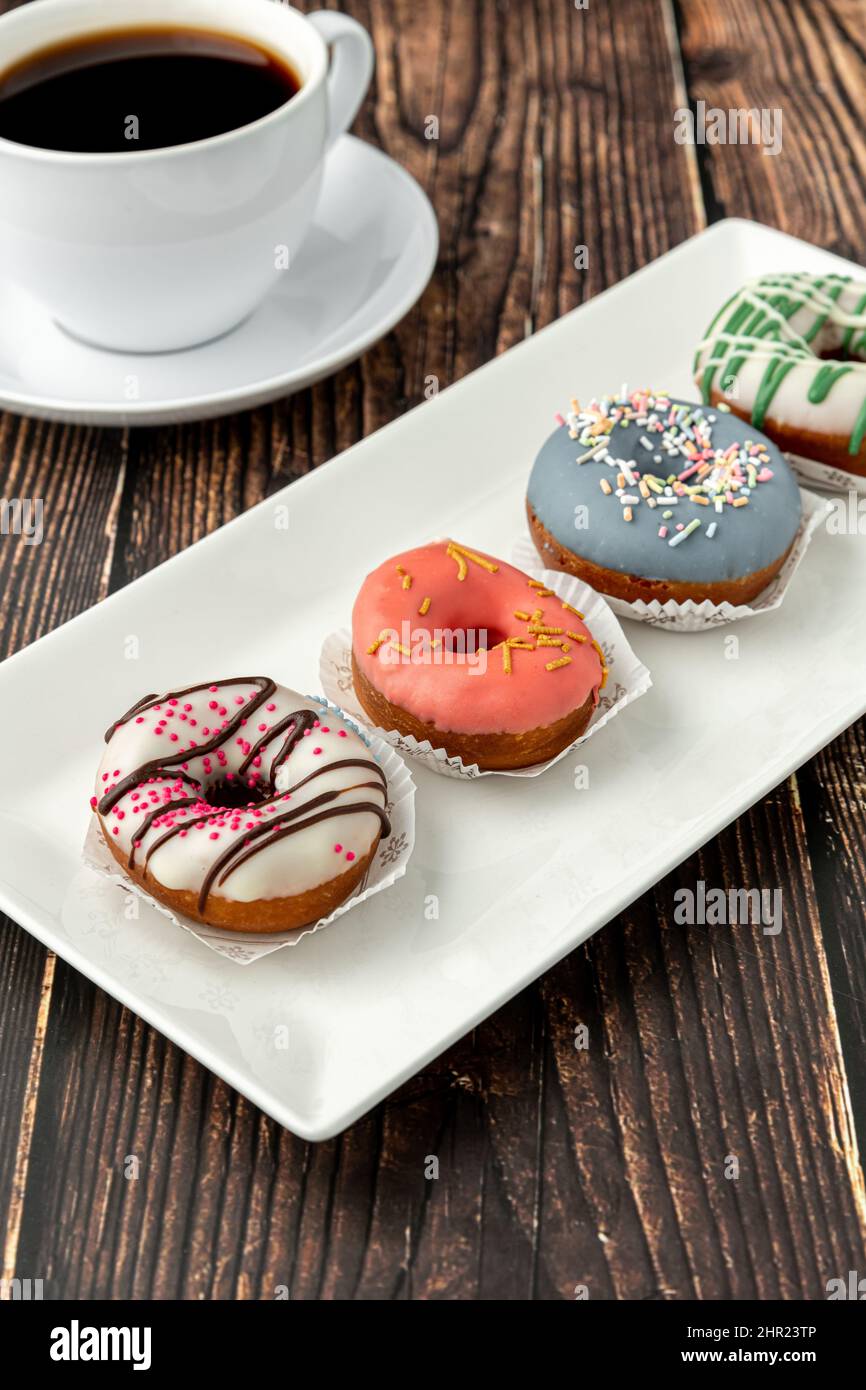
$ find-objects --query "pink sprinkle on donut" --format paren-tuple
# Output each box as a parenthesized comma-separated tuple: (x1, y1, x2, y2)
(333, 844, 342, 853)
(266, 703, 276, 711)
(258, 723, 267, 732)
(313, 747, 323, 755)
(209, 685, 218, 692)
(338, 730, 348, 738)
(135, 716, 144, 724)
(89, 796, 97, 808)
(345, 851, 355, 862)
(320, 727, 330, 734)
(209, 832, 219, 840)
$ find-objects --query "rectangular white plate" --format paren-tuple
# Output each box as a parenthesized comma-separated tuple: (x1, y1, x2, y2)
(1, 219, 864, 1141)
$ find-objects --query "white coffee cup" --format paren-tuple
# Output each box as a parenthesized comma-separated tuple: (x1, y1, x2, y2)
(0, 0, 374, 351)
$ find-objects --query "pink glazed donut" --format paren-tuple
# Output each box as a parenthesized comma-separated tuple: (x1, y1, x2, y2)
(351, 540, 607, 769)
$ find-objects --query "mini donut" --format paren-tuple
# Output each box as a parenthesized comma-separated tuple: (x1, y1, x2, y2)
(526, 388, 802, 606)
(694, 271, 866, 477)
(93, 678, 390, 933)
(351, 540, 606, 770)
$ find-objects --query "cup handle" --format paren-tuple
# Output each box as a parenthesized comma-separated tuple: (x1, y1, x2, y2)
(306, 11, 374, 147)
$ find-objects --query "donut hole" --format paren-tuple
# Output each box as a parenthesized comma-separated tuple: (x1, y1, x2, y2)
(439, 624, 509, 655)
(819, 346, 865, 363)
(207, 777, 263, 812)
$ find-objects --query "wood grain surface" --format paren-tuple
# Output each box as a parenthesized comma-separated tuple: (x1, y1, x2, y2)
(1, 0, 865, 1300)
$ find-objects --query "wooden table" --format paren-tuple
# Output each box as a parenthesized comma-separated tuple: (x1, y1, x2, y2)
(1, 0, 865, 1300)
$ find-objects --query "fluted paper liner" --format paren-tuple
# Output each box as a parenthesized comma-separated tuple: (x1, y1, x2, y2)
(320, 572, 651, 780)
(81, 696, 415, 964)
(514, 485, 830, 633)
(786, 452, 866, 497)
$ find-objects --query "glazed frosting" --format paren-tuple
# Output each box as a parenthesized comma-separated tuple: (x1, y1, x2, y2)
(527, 390, 801, 583)
(351, 541, 605, 736)
(694, 272, 866, 456)
(94, 679, 389, 907)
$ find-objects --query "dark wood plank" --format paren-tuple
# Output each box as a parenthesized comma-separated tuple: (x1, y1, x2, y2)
(676, 0, 866, 259)
(0, 413, 125, 1284)
(1, 0, 864, 1300)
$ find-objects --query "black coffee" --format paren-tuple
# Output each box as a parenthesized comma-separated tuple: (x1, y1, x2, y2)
(0, 26, 301, 153)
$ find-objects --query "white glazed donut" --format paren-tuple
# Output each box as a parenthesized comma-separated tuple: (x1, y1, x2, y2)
(694, 271, 866, 476)
(93, 677, 390, 933)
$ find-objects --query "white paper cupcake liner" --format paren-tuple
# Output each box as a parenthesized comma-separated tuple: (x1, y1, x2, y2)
(514, 486, 831, 633)
(319, 573, 651, 780)
(785, 451, 866, 497)
(81, 696, 415, 965)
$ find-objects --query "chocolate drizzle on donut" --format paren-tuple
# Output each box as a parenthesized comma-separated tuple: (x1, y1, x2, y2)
(99, 679, 391, 914)
(129, 794, 199, 870)
(98, 677, 277, 815)
(140, 756, 390, 907)
(199, 784, 390, 912)
(237, 706, 318, 779)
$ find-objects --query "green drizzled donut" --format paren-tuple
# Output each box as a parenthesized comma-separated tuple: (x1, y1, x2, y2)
(693, 272, 866, 457)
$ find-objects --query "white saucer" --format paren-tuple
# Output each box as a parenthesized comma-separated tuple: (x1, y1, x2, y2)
(0, 136, 438, 425)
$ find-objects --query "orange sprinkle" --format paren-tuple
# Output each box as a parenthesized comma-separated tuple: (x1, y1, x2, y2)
(623, 506, 633, 522)
(446, 541, 499, 579)
(545, 657, 572, 672)
(566, 630, 588, 643)
(591, 639, 608, 685)
(513, 609, 531, 621)
(402, 574, 412, 589)
(529, 624, 564, 635)
(500, 637, 534, 675)
(617, 472, 626, 489)
(600, 478, 613, 495)
(732, 496, 749, 507)
(418, 595, 431, 616)
(692, 494, 709, 506)
(561, 601, 585, 619)
(537, 635, 568, 648)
